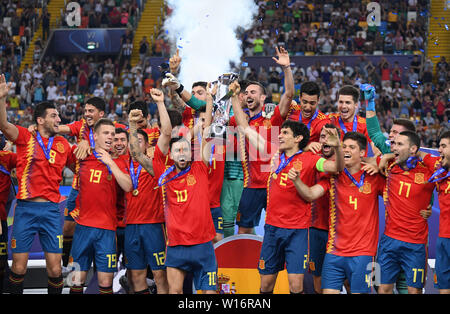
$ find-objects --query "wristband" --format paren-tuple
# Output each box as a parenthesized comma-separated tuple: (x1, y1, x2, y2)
(175, 84, 184, 96)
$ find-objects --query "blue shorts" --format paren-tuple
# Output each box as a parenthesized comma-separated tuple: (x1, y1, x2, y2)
(0, 220, 8, 261)
(211, 207, 224, 234)
(309, 227, 328, 277)
(377, 234, 427, 289)
(258, 224, 309, 275)
(236, 188, 266, 228)
(165, 241, 217, 291)
(11, 200, 62, 254)
(124, 223, 167, 271)
(435, 237, 450, 290)
(322, 254, 374, 293)
(64, 188, 78, 222)
(70, 224, 117, 273)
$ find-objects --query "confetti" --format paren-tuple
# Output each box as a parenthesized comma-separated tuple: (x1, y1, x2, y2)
(241, 62, 248, 67)
(410, 84, 418, 89)
(445, 24, 449, 30)
(434, 55, 441, 58)
(177, 45, 183, 49)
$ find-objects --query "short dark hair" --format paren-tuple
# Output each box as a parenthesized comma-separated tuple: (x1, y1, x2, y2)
(115, 127, 129, 141)
(127, 100, 149, 118)
(399, 130, 421, 152)
(156, 109, 183, 128)
(338, 85, 360, 103)
(33, 101, 56, 124)
(300, 81, 320, 98)
(439, 130, 450, 142)
(137, 129, 148, 144)
(246, 81, 267, 95)
(85, 97, 106, 112)
(93, 118, 115, 133)
(343, 131, 367, 151)
(169, 136, 190, 150)
(393, 118, 416, 132)
(281, 120, 310, 150)
(238, 79, 250, 93)
(192, 81, 208, 89)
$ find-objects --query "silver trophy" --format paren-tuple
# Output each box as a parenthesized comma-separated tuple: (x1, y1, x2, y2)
(209, 73, 239, 139)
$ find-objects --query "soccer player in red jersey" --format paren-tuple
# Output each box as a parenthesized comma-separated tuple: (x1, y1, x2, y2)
(68, 119, 132, 294)
(0, 134, 16, 293)
(125, 128, 169, 294)
(287, 81, 331, 146)
(292, 132, 385, 294)
(0, 75, 76, 294)
(309, 123, 341, 294)
(128, 88, 218, 294)
(432, 131, 450, 294)
(230, 82, 344, 294)
(228, 47, 294, 235)
(377, 131, 439, 294)
(327, 85, 377, 156)
(56, 97, 110, 269)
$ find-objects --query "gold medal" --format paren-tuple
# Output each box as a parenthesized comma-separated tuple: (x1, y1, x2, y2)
(107, 174, 112, 181)
(272, 173, 277, 179)
(132, 189, 139, 196)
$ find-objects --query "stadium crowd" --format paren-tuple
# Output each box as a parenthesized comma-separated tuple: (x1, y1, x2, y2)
(0, 1, 446, 159)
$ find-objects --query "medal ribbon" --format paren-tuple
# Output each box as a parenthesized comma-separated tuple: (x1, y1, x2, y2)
(92, 150, 112, 176)
(36, 131, 54, 161)
(343, 168, 365, 188)
(299, 110, 319, 130)
(157, 165, 191, 187)
(338, 115, 357, 134)
(428, 167, 450, 183)
(275, 150, 303, 174)
(130, 160, 142, 190)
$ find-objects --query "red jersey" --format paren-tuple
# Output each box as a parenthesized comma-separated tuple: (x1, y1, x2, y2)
(76, 154, 129, 231)
(266, 151, 323, 229)
(143, 127, 160, 148)
(115, 154, 129, 228)
(14, 126, 75, 203)
(229, 105, 284, 188)
(318, 169, 385, 256)
(66, 119, 127, 189)
(431, 162, 450, 238)
(182, 107, 197, 129)
(153, 145, 215, 246)
(328, 113, 371, 142)
(125, 159, 164, 224)
(287, 103, 330, 143)
(0, 151, 16, 220)
(208, 144, 225, 208)
(383, 155, 439, 244)
(311, 170, 330, 231)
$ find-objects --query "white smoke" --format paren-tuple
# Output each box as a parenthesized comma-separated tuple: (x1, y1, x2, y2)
(163, 0, 258, 90)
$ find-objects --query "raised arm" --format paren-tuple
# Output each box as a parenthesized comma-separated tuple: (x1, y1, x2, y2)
(0, 74, 18, 142)
(229, 81, 267, 154)
(321, 127, 344, 173)
(164, 49, 206, 110)
(361, 84, 391, 154)
(128, 109, 155, 176)
(272, 47, 294, 119)
(200, 84, 215, 166)
(151, 88, 172, 155)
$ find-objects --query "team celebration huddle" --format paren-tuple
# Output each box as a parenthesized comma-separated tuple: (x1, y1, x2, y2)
(0, 45, 448, 295)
